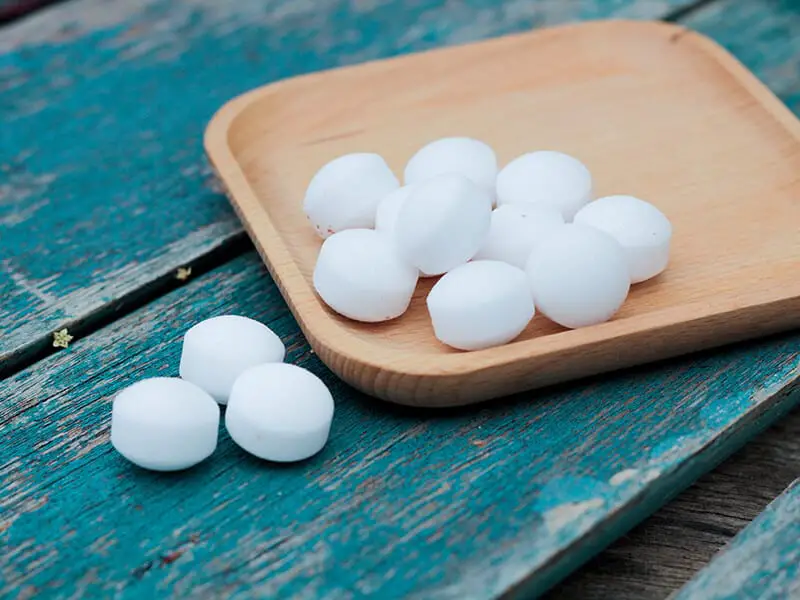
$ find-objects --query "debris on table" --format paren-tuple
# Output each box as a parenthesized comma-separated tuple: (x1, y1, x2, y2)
(52, 328, 73, 349)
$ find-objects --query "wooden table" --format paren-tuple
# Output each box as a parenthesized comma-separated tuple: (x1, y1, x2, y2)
(1, 1, 798, 598)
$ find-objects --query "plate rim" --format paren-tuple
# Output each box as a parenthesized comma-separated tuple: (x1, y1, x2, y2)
(204, 19, 800, 404)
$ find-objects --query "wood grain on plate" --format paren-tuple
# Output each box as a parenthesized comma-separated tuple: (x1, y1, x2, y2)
(673, 479, 800, 600)
(206, 19, 800, 406)
(0, 0, 696, 374)
(1, 253, 798, 599)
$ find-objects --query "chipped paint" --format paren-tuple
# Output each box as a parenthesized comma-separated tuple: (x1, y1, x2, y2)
(543, 498, 605, 533)
(610, 468, 640, 486)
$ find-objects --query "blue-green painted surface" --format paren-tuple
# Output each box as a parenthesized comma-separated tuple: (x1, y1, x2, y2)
(0, 0, 695, 369)
(3, 0, 800, 597)
(674, 480, 800, 600)
(1, 254, 798, 598)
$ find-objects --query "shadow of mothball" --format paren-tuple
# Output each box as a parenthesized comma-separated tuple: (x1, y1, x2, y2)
(427, 260, 535, 351)
(573, 195, 672, 283)
(179, 315, 285, 405)
(225, 363, 334, 462)
(404, 137, 498, 204)
(375, 184, 418, 237)
(303, 152, 399, 238)
(474, 203, 565, 269)
(111, 378, 220, 471)
(313, 229, 419, 322)
(374, 184, 438, 279)
(375, 185, 438, 277)
(496, 151, 592, 221)
(526, 224, 630, 329)
(395, 174, 492, 276)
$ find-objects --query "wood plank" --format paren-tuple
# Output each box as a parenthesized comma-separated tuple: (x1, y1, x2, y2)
(1, 254, 798, 599)
(672, 480, 800, 600)
(549, 399, 800, 599)
(0, 1, 60, 24)
(0, 0, 701, 373)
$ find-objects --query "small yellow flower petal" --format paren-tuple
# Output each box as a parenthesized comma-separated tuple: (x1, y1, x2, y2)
(52, 328, 74, 349)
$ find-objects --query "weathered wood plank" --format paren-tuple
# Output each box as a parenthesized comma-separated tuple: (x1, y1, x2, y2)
(548, 401, 800, 599)
(672, 479, 800, 600)
(0, 0, 699, 372)
(0, 1, 59, 24)
(1, 254, 798, 599)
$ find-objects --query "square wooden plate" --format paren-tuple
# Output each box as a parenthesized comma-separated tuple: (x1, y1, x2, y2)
(205, 20, 800, 407)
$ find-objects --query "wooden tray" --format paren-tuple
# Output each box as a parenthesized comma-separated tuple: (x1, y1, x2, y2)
(205, 20, 800, 407)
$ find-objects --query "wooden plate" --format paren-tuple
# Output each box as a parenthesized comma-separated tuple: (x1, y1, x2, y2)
(205, 20, 800, 407)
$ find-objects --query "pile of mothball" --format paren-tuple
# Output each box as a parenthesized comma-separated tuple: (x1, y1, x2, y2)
(306, 138, 672, 349)
(110, 315, 334, 471)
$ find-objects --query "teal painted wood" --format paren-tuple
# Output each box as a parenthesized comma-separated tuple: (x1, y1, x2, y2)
(687, 0, 800, 112)
(673, 479, 800, 600)
(0, 0, 698, 371)
(1, 254, 798, 599)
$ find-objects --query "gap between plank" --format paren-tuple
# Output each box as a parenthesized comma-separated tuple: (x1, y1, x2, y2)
(0, 0, 65, 24)
(662, 0, 722, 23)
(0, 232, 251, 380)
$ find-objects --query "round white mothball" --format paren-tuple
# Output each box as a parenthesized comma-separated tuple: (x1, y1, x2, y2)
(526, 224, 630, 329)
(427, 260, 535, 351)
(574, 195, 672, 283)
(395, 174, 491, 276)
(304, 153, 399, 238)
(226, 363, 334, 462)
(179, 315, 285, 405)
(473, 203, 565, 269)
(111, 378, 220, 471)
(404, 137, 497, 203)
(313, 228, 419, 322)
(496, 151, 593, 220)
(374, 184, 417, 237)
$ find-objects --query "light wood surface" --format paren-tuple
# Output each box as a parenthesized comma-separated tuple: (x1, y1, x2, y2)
(206, 19, 800, 407)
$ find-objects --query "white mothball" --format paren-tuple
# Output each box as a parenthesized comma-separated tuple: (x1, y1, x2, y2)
(427, 260, 535, 351)
(313, 229, 419, 322)
(111, 378, 219, 471)
(304, 153, 399, 238)
(226, 363, 334, 462)
(395, 174, 492, 276)
(374, 183, 436, 278)
(374, 184, 417, 237)
(526, 224, 630, 329)
(574, 195, 672, 283)
(179, 315, 285, 405)
(473, 203, 565, 269)
(496, 151, 592, 221)
(404, 137, 497, 204)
